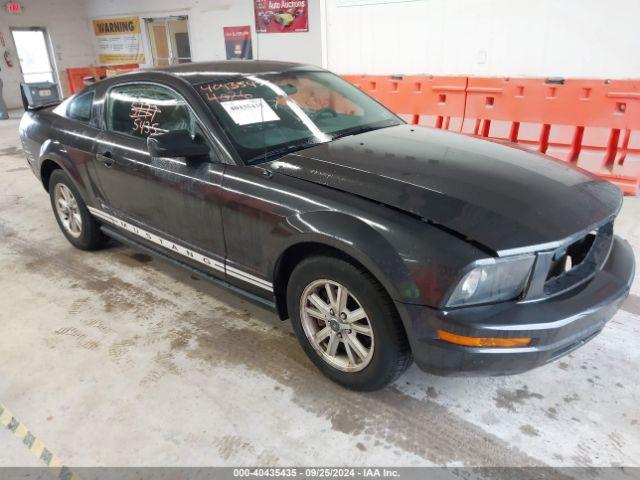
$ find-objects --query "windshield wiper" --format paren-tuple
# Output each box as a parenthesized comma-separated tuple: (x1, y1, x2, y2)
(331, 124, 390, 141)
(247, 142, 319, 164)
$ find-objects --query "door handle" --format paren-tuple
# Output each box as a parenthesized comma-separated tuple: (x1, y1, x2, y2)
(96, 151, 114, 168)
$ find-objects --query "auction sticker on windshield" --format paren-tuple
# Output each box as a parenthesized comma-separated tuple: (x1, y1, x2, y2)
(221, 98, 280, 125)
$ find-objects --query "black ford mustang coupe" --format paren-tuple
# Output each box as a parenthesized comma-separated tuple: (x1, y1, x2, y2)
(19, 61, 634, 390)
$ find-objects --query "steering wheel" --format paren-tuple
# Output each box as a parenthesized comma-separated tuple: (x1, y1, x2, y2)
(311, 108, 338, 121)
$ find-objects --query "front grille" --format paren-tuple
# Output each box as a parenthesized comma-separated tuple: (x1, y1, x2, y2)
(546, 231, 597, 282)
(543, 221, 614, 296)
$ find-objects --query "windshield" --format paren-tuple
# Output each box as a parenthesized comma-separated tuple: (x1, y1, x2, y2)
(195, 71, 403, 164)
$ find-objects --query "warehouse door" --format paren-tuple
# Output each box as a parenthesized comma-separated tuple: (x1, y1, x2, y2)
(10, 27, 56, 83)
(145, 17, 191, 66)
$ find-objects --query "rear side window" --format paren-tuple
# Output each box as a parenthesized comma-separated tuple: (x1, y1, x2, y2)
(106, 83, 197, 139)
(67, 92, 94, 122)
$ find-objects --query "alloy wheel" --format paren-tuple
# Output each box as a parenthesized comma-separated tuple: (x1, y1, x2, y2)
(53, 183, 82, 238)
(299, 279, 375, 372)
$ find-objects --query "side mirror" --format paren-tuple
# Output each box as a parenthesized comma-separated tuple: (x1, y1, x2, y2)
(147, 130, 210, 159)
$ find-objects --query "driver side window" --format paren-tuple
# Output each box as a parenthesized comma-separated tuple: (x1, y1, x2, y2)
(107, 84, 198, 139)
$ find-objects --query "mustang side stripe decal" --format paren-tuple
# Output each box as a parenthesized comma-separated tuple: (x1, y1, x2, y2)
(87, 206, 273, 291)
(87, 207, 225, 272)
(226, 265, 273, 289)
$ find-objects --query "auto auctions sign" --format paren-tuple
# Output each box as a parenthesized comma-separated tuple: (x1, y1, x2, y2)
(92, 16, 145, 64)
(254, 0, 308, 33)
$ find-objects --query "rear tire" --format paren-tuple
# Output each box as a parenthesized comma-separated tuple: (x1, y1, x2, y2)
(49, 169, 106, 250)
(287, 255, 412, 391)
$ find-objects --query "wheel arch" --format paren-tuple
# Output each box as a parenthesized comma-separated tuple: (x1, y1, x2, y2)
(273, 242, 370, 320)
(40, 158, 62, 192)
(271, 211, 417, 321)
(37, 141, 91, 202)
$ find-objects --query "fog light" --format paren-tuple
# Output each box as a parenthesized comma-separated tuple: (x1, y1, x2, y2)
(438, 330, 531, 348)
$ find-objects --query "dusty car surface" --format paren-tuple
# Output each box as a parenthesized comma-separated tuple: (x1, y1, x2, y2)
(19, 61, 634, 390)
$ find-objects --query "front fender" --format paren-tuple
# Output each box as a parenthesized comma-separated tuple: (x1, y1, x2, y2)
(273, 208, 489, 309)
(277, 210, 418, 304)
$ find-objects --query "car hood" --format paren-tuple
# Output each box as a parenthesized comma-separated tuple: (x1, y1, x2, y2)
(266, 125, 622, 256)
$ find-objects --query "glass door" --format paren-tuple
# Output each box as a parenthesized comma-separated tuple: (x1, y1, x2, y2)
(10, 27, 56, 84)
(145, 17, 191, 66)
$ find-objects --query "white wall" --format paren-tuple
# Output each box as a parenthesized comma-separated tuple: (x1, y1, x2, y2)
(83, 0, 324, 68)
(325, 0, 640, 78)
(0, 0, 95, 108)
(1, 0, 635, 111)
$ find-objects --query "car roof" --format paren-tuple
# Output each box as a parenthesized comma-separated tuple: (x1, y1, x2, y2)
(144, 60, 324, 85)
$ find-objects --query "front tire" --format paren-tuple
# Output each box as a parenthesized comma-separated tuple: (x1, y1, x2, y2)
(49, 169, 106, 250)
(287, 255, 412, 391)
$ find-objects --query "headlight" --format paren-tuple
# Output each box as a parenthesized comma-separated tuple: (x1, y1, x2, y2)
(446, 255, 535, 307)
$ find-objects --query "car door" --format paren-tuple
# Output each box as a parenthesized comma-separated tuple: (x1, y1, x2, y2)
(92, 82, 226, 276)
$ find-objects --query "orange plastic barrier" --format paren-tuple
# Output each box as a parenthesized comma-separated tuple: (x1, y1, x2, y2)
(342, 74, 640, 195)
(342, 75, 467, 131)
(66, 64, 139, 95)
(462, 78, 640, 195)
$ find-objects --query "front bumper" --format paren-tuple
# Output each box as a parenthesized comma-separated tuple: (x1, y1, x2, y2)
(396, 236, 635, 376)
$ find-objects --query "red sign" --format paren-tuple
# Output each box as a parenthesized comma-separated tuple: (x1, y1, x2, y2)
(223, 26, 253, 60)
(6, 1, 22, 13)
(254, 0, 308, 34)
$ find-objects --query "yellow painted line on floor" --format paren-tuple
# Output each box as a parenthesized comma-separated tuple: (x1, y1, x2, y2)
(0, 402, 77, 479)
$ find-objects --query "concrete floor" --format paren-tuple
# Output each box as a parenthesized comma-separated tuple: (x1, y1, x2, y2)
(1, 110, 639, 468)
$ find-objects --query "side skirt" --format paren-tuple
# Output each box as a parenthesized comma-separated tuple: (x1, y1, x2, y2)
(100, 225, 278, 313)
